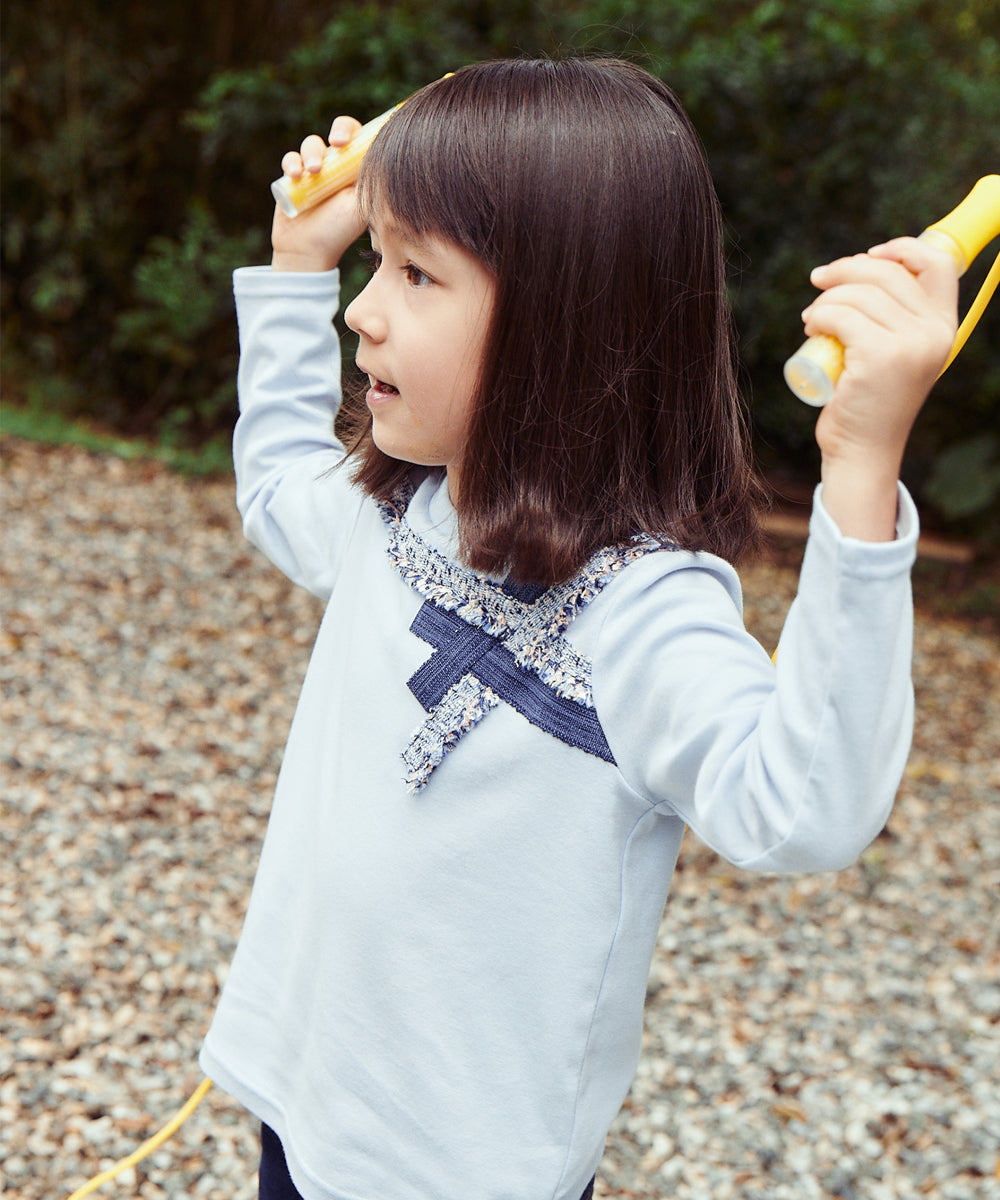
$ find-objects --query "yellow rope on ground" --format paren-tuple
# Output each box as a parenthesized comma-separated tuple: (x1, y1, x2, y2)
(66, 1077, 213, 1200)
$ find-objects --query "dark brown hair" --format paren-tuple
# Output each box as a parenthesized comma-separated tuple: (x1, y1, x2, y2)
(344, 57, 765, 584)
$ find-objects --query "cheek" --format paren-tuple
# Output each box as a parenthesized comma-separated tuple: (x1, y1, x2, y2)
(447, 367, 480, 438)
(418, 355, 479, 430)
(450, 327, 489, 412)
(423, 395, 471, 454)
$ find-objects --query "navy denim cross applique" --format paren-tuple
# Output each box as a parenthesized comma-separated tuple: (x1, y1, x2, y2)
(378, 487, 663, 792)
(406, 584, 615, 765)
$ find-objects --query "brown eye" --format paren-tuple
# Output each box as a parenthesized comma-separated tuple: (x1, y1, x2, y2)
(405, 263, 431, 288)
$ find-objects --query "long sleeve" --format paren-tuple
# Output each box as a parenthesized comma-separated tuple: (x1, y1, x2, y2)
(232, 266, 365, 600)
(593, 486, 918, 873)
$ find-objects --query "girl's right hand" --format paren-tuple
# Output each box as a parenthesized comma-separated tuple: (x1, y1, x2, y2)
(271, 116, 368, 272)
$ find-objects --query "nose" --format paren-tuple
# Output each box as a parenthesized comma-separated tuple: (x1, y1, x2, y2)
(344, 276, 387, 342)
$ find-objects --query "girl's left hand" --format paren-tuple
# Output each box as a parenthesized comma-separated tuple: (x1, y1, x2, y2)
(801, 237, 958, 539)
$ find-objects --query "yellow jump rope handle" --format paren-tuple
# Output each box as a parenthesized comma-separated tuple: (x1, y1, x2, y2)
(270, 103, 404, 217)
(270, 75, 453, 218)
(783, 174, 1000, 405)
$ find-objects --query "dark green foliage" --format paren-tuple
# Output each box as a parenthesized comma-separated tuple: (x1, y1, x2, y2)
(3, 0, 998, 534)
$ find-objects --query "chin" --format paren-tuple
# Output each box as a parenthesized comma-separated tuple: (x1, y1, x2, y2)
(370, 431, 442, 470)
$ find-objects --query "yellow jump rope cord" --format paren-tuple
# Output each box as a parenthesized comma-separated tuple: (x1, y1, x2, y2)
(940, 246, 1000, 375)
(65, 1077, 213, 1200)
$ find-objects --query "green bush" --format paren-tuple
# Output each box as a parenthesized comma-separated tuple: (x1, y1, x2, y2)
(4, 0, 998, 535)
(109, 204, 265, 444)
(1, 0, 314, 433)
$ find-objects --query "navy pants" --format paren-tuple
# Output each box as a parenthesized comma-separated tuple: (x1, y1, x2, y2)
(259, 1123, 596, 1200)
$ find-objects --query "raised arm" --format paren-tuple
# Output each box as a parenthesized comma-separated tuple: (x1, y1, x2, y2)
(232, 118, 369, 598)
(595, 237, 960, 872)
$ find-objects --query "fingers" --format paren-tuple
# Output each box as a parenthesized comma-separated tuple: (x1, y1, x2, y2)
(802, 279, 920, 345)
(807, 237, 959, 316)
(280, 134, 327, 180)
(279, 117, 364, 179)
(328, 115, 362, 146)
(802, 237, 957, 354)
(867, 235, 962, 305)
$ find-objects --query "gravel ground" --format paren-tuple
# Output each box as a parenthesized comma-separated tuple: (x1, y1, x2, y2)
(2, 436, 998, 1200)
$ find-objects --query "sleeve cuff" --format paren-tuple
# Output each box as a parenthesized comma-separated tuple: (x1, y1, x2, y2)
(233, 264, 341, 298)
(811, 481, 919, 578)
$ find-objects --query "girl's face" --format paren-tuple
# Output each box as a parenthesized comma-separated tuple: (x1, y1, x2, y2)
(345, 210, 494, 495)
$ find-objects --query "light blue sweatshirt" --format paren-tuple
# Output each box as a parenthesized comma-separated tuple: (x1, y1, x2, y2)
(200, 266, 918, 1200)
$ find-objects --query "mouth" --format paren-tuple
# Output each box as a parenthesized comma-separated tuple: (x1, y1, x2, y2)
(358, 366, 399, 404)
(366, 380, 399, 410)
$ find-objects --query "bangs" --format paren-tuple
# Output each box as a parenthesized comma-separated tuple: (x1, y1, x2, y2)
(356, 71, 501, 269)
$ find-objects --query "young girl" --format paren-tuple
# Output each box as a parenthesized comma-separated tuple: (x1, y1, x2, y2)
(199, 58, 957, 1200)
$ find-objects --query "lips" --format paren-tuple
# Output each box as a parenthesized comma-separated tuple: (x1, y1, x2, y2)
(358, 364, 399, 406)
(363, 378, 399, 410)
